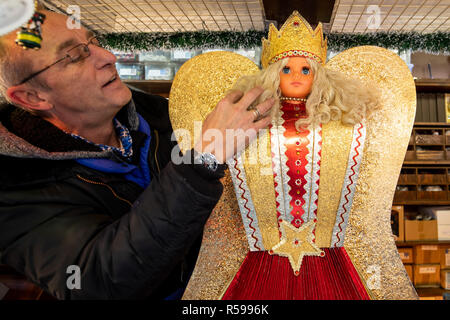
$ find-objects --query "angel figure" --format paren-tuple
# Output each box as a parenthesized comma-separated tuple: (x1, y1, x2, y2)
(169, 11, 418, 300)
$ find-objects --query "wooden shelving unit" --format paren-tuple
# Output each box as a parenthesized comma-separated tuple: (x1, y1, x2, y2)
(416, 287, 449, 299)
(122, 79, 450, 100)
(394, 165, 450, 205)
(396, 240, 450, 246)
(393, 79, 450, 300)
(124, 80, 172, 98)
(415, 79, 450, 93)
(394, 96, 450, 205)
(123, 79, 450, 94)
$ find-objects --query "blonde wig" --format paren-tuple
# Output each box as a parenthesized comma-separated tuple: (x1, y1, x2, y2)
(231, 57, 381, 128)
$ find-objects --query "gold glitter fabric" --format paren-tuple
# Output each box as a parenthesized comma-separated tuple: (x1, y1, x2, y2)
(169, 51, 259, 154)
(182, 171, 248, 300)
(315, 121, 353, 248)
(261, 11, 327, 68)
(241, 134, 279, 250)
(168, 51, 258, 300)
(326, 46, 418, 300)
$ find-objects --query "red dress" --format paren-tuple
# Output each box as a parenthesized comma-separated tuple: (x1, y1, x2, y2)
(222, 102, 370, 300)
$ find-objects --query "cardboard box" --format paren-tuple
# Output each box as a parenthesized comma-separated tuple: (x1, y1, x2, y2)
(116, 63, 144, 80)
(391, 205, 404, 242)
(440, 245, 450, 269)
(441, 269, 450, 290)
(436, 209, 450, 240)
(144, 65, 173, 80)
(418, 207, 450, 240)
(446, 93, 450, 124)
(414, 244, 441, 264)
(404, 264, 413, 282)
(398, 247, 414, 264)
(413, 264, 440, 287)
(404, 219, 438, 241)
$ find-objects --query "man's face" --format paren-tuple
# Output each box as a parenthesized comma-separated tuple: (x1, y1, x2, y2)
(278, 57, 314, 100)
(22, 11, 131, 121)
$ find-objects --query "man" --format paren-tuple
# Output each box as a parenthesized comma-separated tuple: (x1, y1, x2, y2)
(0, 10, 273, 299)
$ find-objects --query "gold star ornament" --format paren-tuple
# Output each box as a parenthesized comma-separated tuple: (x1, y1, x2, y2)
(270, 220, 325, 275)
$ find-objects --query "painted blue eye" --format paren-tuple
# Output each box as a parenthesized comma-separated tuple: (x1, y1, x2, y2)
(282, 67, 290, 74)
(302, 67, 310, 75)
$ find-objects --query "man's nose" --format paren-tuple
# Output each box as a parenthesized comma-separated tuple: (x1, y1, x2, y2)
(91, 45, 117, 69)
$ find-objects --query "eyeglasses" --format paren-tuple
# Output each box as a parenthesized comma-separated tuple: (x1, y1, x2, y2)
(17, 37, 101, 85)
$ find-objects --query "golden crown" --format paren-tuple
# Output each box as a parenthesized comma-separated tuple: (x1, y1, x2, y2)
(261, 11, 328, 68)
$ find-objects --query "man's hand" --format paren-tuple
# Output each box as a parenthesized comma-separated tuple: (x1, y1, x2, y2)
(194, 87, 275, 163)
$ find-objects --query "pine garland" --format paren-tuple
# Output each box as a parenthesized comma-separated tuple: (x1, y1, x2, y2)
(100, 30, 450, 54)
(100, 30, 266, 52)
(327, 31, 450, 54)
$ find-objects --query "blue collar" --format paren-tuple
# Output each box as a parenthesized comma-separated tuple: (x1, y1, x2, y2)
(68, 118, 133, 159)
(75, 114, 152, 189)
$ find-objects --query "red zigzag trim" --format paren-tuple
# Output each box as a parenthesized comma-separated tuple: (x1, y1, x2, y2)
(234, 159, 261, 250)
(335, 123, 363, 246)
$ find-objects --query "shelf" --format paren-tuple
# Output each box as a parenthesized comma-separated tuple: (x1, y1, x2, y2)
(403, 127, 450, 163)
(416, 287, 450, 299)
(415, 79, 450, 93)
(120, 78, 450, 93)
(121, 79, 450, 102)
(124, 80, 172, 97)
(414, 122, 450, 127)
(403, 161, 450, 165)
(396, 240, 450, 246)
(394, 201, 450, 205)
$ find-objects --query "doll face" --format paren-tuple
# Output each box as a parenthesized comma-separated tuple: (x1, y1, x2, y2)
(279, 57, 314, 100)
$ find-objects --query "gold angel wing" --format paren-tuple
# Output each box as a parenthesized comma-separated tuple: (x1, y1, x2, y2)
(324, 46, 418, 299)
(169, 51, 259, 153)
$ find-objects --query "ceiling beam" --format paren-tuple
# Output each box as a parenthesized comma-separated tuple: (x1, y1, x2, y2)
(262, 0, 336, 28)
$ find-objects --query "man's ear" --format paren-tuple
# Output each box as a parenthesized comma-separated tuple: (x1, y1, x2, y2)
(6, 86, 53, 111)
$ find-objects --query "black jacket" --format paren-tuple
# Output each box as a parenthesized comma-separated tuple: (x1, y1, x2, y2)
(0, 89, 224, 299)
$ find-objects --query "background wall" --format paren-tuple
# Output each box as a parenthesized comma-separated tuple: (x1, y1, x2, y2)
(412, 53, 450, 79)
